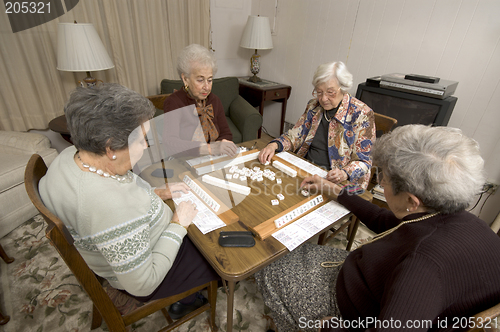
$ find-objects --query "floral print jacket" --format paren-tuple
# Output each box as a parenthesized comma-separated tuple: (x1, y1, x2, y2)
(273, 94, 375, 188)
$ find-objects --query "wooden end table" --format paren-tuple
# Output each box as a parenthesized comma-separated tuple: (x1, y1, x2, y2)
(238, 77, 292, 138)
(48, 115, 72, 143)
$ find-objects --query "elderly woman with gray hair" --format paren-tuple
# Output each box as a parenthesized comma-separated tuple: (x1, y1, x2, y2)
(257, 125, 500, 332)
(163, 43, 238, 157)
(258, 61, 375, 189)
(40, 83, 220, 320)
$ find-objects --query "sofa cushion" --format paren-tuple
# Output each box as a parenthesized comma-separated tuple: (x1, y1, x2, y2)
(0, 148, 57, 195)
(0, 146, 58, 238)
(0, 154, 33, 194)
(0, 131, 51, 154)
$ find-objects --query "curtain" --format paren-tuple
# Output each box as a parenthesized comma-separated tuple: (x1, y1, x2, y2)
(0, 0, 210, 131)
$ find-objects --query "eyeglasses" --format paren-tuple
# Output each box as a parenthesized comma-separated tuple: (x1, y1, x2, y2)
(312, 87, 340, 99)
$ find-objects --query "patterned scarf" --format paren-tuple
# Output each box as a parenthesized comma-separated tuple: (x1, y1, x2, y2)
(195, 103, 219, 143)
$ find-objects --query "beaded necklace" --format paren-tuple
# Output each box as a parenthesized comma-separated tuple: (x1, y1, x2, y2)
(321, 212, 440, 268)
(76, 152, 133, 183)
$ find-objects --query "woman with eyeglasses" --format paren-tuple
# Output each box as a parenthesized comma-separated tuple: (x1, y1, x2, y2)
(163, 44, 238, 157)
(258, 61, 375, 188)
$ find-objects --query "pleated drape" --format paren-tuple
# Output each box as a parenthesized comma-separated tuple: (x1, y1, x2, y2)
(0, 0, 210, 131)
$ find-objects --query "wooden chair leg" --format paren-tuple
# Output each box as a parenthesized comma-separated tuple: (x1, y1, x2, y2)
(317, 231, 328, 245)
(207, 280, 218, 332)
(0, 244, 14, 264)
(91, 304, 103, 329)
(161, 308, 174, 324)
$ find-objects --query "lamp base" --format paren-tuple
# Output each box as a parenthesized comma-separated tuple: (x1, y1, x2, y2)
(248, 75, 262, 83)
(248, 50, 262, 83)
(78, 71, 103, 88)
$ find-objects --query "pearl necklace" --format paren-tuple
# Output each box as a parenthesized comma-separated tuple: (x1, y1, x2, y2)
(320, 212, 440, 268)
(76, 152, 134, 183)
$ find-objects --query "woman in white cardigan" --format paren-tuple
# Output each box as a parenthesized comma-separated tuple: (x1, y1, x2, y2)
(40, 83, 219, 319)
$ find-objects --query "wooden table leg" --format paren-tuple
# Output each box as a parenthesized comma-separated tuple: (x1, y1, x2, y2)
(226, 280, 236, 332)
(257, 100, 265, 138)
(280, 99, 288, 136)
(0, 310, 10, 325)
(0, 244, 14, 264)
(346, 216, 360, 251)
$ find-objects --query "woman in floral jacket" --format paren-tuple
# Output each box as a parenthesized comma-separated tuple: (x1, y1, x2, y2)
(258, 61, 375, 189)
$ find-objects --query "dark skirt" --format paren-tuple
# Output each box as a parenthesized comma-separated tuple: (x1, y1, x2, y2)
(255, 242, 349, 332)
(124, 236, 220, 302)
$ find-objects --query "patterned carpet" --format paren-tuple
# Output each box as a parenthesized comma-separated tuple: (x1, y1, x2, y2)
(0, 215, 374, 332)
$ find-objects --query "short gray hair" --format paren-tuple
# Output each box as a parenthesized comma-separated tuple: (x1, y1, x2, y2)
(177, 44, 218, 79)
(312, 61, 353, 93)
(372, 124, 485, 214)
(64, 83, 155, 155)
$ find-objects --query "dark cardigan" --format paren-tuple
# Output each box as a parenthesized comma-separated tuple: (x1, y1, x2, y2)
(322, 192, 500, 332)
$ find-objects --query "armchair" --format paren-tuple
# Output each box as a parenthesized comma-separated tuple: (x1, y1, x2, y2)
(160, 77, 262, 144)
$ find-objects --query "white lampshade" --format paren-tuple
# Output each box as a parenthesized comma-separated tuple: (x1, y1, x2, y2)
(57, 23, 114, 72)
(240, 16, 273, 50)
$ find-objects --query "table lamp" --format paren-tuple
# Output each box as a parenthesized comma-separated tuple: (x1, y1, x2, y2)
(239, 15, 273, 83)
(57, 22, 114, 87)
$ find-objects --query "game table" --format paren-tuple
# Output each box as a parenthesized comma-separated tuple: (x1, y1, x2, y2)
(140, 137, 371, 332)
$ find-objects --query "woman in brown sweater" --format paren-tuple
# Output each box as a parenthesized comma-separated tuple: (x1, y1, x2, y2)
(162, 44, 237, 158)
(256, 124, 500, 332)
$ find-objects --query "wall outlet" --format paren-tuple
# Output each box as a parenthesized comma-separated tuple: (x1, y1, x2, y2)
(483, 182, 498, 195)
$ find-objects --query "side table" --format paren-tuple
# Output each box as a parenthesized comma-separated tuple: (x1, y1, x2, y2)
(48, 115, 71, 143)
(238, 77, 291, 138)
(0, 244, 14, 325)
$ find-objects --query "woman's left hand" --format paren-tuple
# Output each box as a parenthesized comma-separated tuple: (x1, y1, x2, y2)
(326, 168, 348, 184)
(154, 182, 190, 200)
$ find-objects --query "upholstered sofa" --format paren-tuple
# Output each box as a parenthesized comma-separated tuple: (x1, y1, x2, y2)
(160, 77, 262, 144)
(0, 131, 58, 238)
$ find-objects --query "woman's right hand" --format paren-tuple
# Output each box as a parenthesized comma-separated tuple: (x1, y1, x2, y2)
(300, 174, 342, 200)
(258, 142, 279, 164)
(172, 201, 198, 228)
(209, 139, 238, 157)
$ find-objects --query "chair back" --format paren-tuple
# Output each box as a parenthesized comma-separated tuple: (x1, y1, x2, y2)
(468, 302, 500, 332)
(370, 113, 398, 185)
(374, 112, 397, 136)
(147, 94, 171, 118)
(24, 154, 126, 329)
(24, 154, 217, 332)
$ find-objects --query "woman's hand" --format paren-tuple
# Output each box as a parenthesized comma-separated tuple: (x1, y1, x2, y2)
(326, 168, 348, 184)
(172, 201, 198, 228)
(300, 174, 342, 200)
(209, 139, 238, 157)
(154, 182, 190, 200)
(258, 142, 279, 164)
